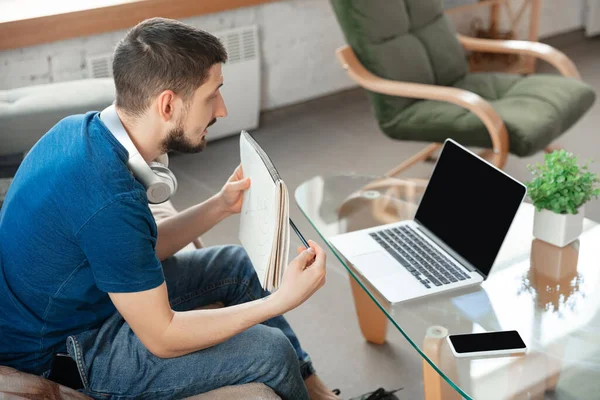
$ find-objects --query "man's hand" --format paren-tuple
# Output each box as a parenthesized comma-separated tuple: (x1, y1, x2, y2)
(271, 240, 326, 313)
(218, 164, 250, 215)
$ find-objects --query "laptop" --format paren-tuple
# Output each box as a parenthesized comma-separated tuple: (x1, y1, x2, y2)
(329, 139, 527, 304)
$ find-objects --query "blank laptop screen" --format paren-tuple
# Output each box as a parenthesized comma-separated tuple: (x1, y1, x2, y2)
(414, 140, 526, 276)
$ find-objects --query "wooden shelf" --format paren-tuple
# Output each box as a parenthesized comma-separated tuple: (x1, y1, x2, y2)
(446, 0, 541, 74)
(445, 0, 505, 15)
(469, 54, 536, 74)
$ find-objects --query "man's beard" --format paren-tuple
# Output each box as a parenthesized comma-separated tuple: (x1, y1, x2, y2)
(161, 118, 217, 154)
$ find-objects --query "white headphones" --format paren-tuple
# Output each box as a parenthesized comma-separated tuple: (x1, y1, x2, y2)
(100, 104, 178, 204)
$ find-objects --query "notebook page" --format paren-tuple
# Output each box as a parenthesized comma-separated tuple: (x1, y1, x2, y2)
(239, 132, 280, 288)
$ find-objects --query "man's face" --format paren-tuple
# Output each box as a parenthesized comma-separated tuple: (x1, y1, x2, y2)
(161, 64, 227, 154)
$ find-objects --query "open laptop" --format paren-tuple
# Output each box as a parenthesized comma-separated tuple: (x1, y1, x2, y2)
(329, 139, 527, 304)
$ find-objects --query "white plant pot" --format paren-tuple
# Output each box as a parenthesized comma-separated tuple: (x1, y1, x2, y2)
(533, 206, 584, 247)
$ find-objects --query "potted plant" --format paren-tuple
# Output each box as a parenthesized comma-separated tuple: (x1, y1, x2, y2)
(526, 150, 600, 247)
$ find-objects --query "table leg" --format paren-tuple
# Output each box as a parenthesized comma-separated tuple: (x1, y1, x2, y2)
(507, 353, 549, 400)
(544, 342, 564, 393)
(503, 339, 565, 400)
(348, 274, 388, 344)
(422, 326, 462, 400)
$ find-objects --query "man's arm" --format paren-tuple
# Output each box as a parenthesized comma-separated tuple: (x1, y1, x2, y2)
(109, 281, 279, 358)
(155, 194, 229, 261)
(155, 164, 249, 260)
(109, 243, 325, 358)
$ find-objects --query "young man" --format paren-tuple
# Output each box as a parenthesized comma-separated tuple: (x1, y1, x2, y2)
(0, 18, 339, 400)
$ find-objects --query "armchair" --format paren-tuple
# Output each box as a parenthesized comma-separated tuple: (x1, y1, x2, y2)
(331, 0, 595, 175)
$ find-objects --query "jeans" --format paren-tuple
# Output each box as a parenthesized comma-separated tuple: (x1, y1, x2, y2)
(65, 245, 313, 400)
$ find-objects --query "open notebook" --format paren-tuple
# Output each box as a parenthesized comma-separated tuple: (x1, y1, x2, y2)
(239, 131, 290, 290)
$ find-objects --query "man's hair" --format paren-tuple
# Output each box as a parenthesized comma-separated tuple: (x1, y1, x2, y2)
(113, 18, 227, 117)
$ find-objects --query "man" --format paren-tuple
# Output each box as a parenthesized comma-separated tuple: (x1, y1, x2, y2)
(0, 18, 339, 400)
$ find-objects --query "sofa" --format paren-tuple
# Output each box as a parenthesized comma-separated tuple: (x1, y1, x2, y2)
(0, 79, 117, 157)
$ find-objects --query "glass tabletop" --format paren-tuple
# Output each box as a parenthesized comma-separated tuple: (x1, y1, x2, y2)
(295, 174, 600, 400)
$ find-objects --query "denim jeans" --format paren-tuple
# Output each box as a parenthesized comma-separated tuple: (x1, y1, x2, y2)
(65, 245, 314, 400)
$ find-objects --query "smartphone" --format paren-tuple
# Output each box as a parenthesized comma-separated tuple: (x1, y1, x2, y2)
(47, 353, 84, 389)
(447, 330, 527, 358)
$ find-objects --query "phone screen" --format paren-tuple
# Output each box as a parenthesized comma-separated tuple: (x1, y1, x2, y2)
(449, 330, 526, 353)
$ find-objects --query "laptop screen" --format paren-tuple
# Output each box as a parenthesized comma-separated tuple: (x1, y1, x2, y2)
(414, 140, 526, 277)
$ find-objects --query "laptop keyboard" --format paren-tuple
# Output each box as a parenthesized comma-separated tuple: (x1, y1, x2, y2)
(369, 226, 470, 289)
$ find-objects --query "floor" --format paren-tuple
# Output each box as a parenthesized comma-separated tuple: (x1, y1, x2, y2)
(166, 31, 600, 399)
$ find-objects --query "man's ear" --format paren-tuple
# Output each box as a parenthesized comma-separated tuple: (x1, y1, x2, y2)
(156, 90, 177, 123)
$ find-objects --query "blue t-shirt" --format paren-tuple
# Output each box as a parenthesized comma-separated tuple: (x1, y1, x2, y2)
(0, 112, 165, 374)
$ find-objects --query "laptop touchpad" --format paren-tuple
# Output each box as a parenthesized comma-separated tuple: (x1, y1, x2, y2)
(351, 251, 403, 280)
(330, 233, 382, 257)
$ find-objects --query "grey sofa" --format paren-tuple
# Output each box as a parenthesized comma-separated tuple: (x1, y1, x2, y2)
(0, 79, 116, 156)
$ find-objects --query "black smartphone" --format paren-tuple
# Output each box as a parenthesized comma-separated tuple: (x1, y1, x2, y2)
(47, 353, 84, 389)
(447, 330, 527, 358)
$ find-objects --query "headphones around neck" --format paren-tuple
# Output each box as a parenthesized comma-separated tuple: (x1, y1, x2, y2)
(100, 104, 178, 204)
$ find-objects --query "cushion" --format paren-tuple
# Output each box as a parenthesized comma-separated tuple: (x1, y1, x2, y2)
(0, 79, 115, 156)
(382, 73, 596, 156)
(330, 0, 468, 124)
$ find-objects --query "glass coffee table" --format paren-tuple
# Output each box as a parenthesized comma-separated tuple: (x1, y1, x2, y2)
(295, 174, 600, 400)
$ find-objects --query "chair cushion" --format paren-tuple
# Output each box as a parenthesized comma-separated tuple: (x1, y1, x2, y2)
(330, 0, 468, 125)
(382, 73, 596, 156)
(0, 79, 115, 155)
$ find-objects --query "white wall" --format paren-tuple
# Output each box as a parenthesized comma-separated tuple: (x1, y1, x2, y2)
(0, 0, 354, 110)
(539, 0, 586, 37)
(0, 0, 587, 111)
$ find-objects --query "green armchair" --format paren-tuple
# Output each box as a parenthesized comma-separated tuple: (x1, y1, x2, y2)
(331, 0, 596, 174)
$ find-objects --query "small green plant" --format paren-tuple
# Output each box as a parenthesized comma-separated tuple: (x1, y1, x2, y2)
(526, 150, 600, 214)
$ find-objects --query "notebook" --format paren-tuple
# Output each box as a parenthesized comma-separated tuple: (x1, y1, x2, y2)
(238, 131, 290, 290)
